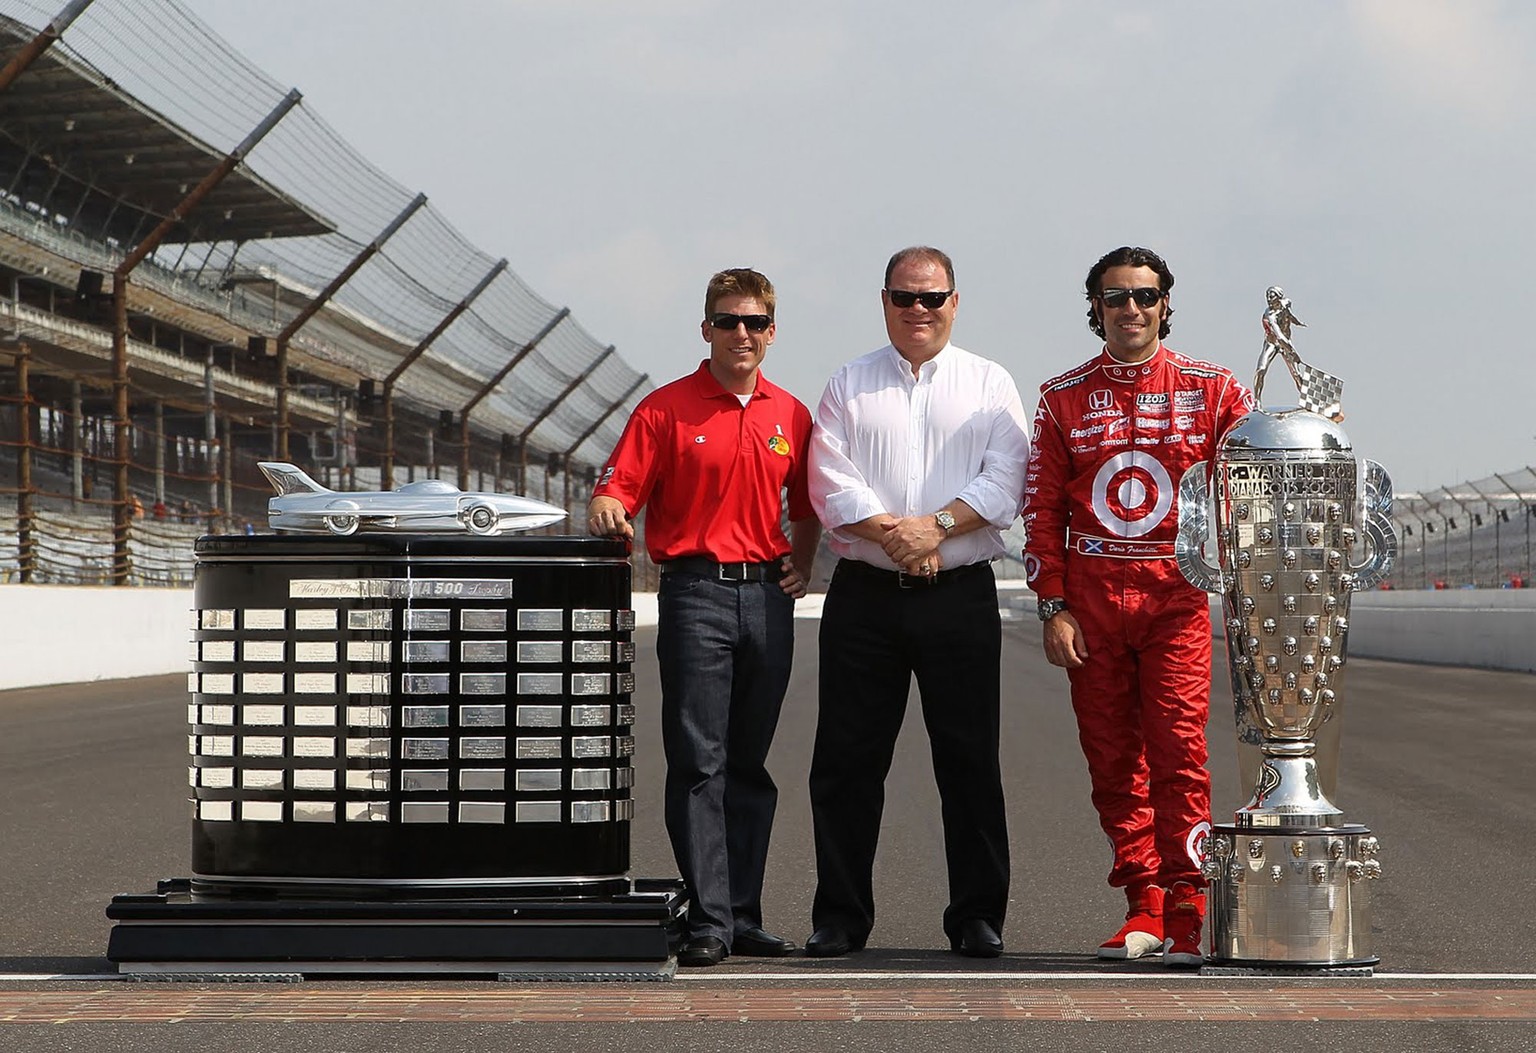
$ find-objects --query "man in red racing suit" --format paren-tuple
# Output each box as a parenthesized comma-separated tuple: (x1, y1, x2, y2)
(1023, 246, 1253, 967)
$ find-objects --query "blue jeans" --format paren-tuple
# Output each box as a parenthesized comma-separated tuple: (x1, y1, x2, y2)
(656, 571, 794, 945)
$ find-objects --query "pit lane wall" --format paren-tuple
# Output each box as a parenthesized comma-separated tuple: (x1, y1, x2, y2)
(0, 584, 1530, 691)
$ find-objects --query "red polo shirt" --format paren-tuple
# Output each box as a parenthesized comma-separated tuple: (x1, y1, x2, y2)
(593, 361, 814, 563)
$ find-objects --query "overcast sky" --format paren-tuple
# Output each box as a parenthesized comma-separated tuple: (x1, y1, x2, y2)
(189, 0, 1536, 494)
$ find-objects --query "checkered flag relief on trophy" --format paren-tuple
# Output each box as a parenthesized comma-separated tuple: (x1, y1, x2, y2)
(1291, 360, 1343, 419)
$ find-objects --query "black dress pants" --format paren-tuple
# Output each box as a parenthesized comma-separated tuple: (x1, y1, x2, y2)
(809, 559, 1009, 944)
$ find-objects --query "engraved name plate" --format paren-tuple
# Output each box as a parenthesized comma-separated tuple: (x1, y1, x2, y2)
(410, 579, 514, 599)
(294, 673, 337, 694)
(186, 672, 199, 693)
(292, 737, 336, 758)
(572, 736, 611, 759)
(403, 705, 449, 728)
(460, 673, 507, 695)
(293, 705, 337, 727)
(461, 609, 507, 632)
(516, 705, 562, 727)
(517, 609, 563, 632)
(200, 610, 235, 630)
(460, 736, 507, 759)
(516, 737, 562, 760)
(346, 737, 391, 758)
(202, 704, 235, 725)
(243, 609, 285, 630)
(402, 673, 450, 694)
(460, 704, 507, 727)
(617, 641, 637, 663)
(517, 641, 563, 664)
(241, 769, 284, 790)
(571, 673, 611, 696)
(615, 766, 635, 789)
(571, 768, 610, 791)
(295, 641, 337, 663)
(517, 673, 562, 695)
(345, 705, 390, 726)
(243, 801, 285, 822)
(345, 802, 390, 822)
(402, 802, 450, 824)
(459, 802, 505, 824)
(242, 640, 285, 663)
(403, 641, 451, 663)
(241, 736, 284, 757)
(572, 640, 612, 664)
(616, 610, 636, 631)
(200, 640, 235, 663)
(238, 670, 282, 693)
(401, 769, 450, 792)
(347, 641, 391, 663)
(346, 769, 390, 791)
(405, 610, 452, 632)
(295, 609, 338, 631)
(617, 704, 637, 726)
(516, 769, 562, 792)
(460, 769, 505, 792)
(345, 673, 390, 695)
(572, 609, 612, 632)
(571, 705, 610, 727)
(200, 673, 236, 695)
(292, 769, 334, 790)
(293, 801, 336, 823)
(461, 640, 508, 663)
(200, 767, 235, 788)
(616, 735, 636, 757)
(200, 735, 235, 757)
(347, 609, 393, 631)
(199, 800, 233, 821)
(242, 704, 284, 726)
(402, 737, 450, 760)
(617, 672, 636, 694)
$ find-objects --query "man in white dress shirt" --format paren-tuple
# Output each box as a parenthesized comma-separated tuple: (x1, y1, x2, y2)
(804, 246, 1031, 958)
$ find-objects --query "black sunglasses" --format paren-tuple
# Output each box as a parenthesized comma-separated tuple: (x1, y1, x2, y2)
(1097, 286, 1163, 309)
(709, 313, 773, 332)
(885, 288, 954, 310)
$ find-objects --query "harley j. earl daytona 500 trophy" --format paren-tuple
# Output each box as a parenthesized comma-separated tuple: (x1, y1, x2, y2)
(1175, 287, 1396, 971)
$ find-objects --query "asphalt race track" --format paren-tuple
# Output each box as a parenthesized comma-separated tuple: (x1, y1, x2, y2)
(2, 606, 1534, 1052)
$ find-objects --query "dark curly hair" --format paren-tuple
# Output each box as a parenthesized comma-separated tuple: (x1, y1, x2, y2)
(1084, 246, 1174, 339)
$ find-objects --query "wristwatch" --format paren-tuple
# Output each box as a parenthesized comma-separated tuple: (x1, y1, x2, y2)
(935, 510, 956, 535)
(1037, 597, 1069, 622)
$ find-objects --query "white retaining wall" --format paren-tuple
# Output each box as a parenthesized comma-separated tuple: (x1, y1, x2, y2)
(1, 583, 1530, 691)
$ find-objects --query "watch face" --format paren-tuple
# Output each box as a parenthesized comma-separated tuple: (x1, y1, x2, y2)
(937, 511, 956, 531)
(1037, 599, 1067, 622)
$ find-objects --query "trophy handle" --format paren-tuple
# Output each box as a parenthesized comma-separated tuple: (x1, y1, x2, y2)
(1350, 458, 1398, 591)
(1175, 462, 1228, 594)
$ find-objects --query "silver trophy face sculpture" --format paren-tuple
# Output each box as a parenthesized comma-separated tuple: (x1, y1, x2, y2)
(1174, 290, 1394, 968)
(258, 462, 568, 536)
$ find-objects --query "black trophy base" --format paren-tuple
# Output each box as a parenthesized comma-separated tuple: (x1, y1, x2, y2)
(106, 877, 687, 981)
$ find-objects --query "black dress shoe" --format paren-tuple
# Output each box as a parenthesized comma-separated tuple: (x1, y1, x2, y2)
(804, 926, 864, 958)
(734, 927, 798, 957)
(677, 935, 728, 967)
(952, 918, 1004, 959)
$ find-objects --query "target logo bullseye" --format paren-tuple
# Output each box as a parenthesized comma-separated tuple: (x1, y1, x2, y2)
(1090, 451, 1173, 538)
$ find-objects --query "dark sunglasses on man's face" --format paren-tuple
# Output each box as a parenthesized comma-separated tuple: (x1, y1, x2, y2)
(885, 288, 954, 310)
(1098, 286, 1163, 309)
(709, 313, 773, 332)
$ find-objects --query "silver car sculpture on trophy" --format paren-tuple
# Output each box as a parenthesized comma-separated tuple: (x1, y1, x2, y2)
(1175, 288, 1395, 970)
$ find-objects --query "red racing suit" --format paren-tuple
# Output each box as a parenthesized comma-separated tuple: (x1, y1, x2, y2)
(1023, 344, 1253, 889)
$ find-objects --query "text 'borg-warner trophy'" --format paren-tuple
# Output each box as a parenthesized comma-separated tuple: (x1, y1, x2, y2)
(1174, 287, 1395, 969)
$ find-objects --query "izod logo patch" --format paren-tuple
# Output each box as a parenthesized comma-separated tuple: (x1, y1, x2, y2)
(767, 435, 790, 456)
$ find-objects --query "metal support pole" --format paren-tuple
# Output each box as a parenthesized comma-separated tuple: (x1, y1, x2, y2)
(221, 416, 233, 534)
(0, 0, 94, 95)
(204, 348, 217, 517)
(456, 307, 570, 489)
(381, 257, 506, 488)
(15, 345, 33, 582)
(153, 399, 165, 503)
(109, 88, 300, 581)
(515, 346, 617, 494)
(70, 379, 81, 503)
(275, 193, 426, 460)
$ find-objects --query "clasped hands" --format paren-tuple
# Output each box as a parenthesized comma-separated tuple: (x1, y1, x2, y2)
(878, 513, 944, 578)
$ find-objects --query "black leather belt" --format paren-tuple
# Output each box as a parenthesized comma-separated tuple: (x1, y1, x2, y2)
(661, 556, 782, 583)
(835, 558, 990, 590)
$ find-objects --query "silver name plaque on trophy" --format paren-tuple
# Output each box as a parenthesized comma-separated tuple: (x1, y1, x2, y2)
(1176, 288, 1394, 971)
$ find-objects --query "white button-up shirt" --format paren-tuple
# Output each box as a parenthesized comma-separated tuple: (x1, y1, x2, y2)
(809, 342, 1031, 569)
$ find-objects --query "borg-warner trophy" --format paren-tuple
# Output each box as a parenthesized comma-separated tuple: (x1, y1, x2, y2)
(1175, 288, 1395, 970)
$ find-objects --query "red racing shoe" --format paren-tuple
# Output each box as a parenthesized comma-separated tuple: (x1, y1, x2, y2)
(1162, 881, 1206, 968)
(1096, 882, 1164, 960)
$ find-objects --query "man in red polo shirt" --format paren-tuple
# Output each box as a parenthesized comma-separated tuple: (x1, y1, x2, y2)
(588, 267, 820, 968)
